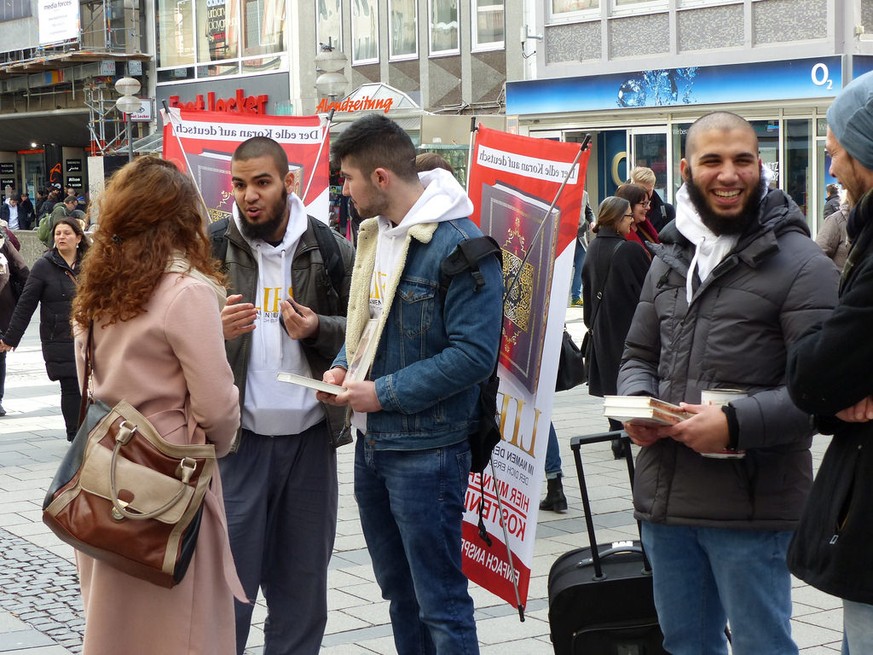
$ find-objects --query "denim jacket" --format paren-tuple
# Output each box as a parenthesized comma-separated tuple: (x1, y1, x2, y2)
(334, 216, 503, 451)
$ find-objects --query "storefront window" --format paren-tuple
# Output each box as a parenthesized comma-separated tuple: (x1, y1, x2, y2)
(784, 119, 811, 221)
(157, 0, 196, 67)
(352, 0, 378, 64)
(389, 0, 417, 59)
(242, 0, 283, 57)
(197, 0, 239, 63)
(430, 0, 458, 55)
(317, 0, 342, 54)
(551, 0, 598, 16)
(472, 0, 503, 50)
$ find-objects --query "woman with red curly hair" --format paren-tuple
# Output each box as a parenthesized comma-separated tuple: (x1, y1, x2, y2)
(70, 157, 245, 655)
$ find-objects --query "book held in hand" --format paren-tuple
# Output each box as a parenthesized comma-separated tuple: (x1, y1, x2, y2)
(276, 372, 345, 395)
(602, 395, 692, 426)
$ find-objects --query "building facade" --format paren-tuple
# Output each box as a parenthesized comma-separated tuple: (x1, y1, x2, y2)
(511, 0, 873, 232)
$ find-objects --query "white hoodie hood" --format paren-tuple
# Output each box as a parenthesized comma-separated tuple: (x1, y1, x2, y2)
(369, 168, 473, 318)
(233, 194, 323, 436)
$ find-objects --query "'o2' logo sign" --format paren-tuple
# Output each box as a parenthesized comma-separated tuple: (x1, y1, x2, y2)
(811, 63, 833, 90)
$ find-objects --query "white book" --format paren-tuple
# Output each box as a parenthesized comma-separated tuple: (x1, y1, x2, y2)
(276, 372, 345, 395)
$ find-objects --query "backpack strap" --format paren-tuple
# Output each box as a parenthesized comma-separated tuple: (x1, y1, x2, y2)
(307, 215, 345, 296)
(440, 235, 501, 295)
(207, 217, 230, 263)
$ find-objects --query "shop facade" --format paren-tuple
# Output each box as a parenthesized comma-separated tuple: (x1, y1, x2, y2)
(508, 55, 873, 235)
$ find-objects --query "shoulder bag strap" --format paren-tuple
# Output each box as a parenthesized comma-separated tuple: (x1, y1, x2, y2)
(76, 322, 93, 429)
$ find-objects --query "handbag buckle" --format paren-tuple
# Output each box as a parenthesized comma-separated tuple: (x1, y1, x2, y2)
(111, 499, 130, 521)
(176, 457, 197, 484)
(115, 421, 138, 446)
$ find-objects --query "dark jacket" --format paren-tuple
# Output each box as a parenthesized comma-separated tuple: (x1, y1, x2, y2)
(3, 249, 79, 380)
(786, 193, 873, 604)
(0, 239, 28, 332)
(17, 199, 35, 231)
(823, 193, 841, 219)
(618, 189, 839, 530)
(217, 215, 354, 446)
(647, 191, 675, 234)
(581, 229, 649, 397)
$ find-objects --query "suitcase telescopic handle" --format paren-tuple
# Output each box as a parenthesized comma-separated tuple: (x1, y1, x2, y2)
(570, 431, 653, 579)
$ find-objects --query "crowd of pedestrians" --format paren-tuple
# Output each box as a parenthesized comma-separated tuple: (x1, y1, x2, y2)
(0, 75, 869, 654)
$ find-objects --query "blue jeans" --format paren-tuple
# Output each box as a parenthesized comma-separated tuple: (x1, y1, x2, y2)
(843, 599, 873, 654)
(641, 522, 797, 655)
(354, 437, 479, 655)
(545, 423, 561, 478)
(571, 239, 586, 301)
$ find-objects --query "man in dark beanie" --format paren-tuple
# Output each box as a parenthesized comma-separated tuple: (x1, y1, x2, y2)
(786, 69, 873, 655)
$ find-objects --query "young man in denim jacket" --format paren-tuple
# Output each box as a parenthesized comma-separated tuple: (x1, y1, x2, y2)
(321, 114, 503, 654)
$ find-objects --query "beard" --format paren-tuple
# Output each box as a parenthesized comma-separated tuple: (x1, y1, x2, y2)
(685, 163, 767, 236)
(238, 188, 288, 241)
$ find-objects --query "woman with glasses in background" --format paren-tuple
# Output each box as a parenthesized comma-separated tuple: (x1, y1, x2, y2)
(616, 183, 660, 258)
(582, 196, 651, 458)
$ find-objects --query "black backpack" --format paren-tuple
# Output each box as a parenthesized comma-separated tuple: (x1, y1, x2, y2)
(208, 215, 344, 295)
(440, 235, 503, 474)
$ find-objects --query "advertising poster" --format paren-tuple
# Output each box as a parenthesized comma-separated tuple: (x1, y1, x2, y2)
(38, 0, 79, 45)
(162, 108, 330, 222)
(463, 126, 589, 609)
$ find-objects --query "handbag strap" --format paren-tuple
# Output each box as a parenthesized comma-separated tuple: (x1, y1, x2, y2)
(588, 240, 624, 334)
(76, 322, 94, 429)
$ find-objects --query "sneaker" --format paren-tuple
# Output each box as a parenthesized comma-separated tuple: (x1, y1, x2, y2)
(0, 403, 6, 416)
(571, 298, 583, 307)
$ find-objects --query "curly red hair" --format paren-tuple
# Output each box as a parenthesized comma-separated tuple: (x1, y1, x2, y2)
(72, 157, 223, 328)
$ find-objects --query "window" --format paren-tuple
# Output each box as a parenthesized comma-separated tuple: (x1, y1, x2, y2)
(197, 0, 239, 63)
(472, 0, 503, 50)
(389, 0, 417, 59)
(550, 0, 599, 20)
(430, 0, 458, 55)
(241, 0, 284, 57)
(157, 0, 196, 67)
(352, 0, 378, 64)
(317, 0, 342, 54)
(0, 0, 30, 22)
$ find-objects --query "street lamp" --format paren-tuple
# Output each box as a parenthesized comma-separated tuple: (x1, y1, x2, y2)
(314, 39, 348, 104)
(114, 77, 143, 162)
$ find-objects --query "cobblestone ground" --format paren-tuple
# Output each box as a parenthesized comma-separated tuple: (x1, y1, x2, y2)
(0, 528, 84, 652)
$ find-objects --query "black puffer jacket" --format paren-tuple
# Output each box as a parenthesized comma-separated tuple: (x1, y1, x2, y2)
(618, 189, 839, 530)
(786, 191, 873, 604)
(582, 228, 650, 397)
(3, 249, 79, 380)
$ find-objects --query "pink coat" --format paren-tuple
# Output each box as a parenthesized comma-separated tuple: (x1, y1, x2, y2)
(73, 272, 244, 655)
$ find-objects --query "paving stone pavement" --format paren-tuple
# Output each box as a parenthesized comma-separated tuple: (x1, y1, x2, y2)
(0, 312, 845, 653)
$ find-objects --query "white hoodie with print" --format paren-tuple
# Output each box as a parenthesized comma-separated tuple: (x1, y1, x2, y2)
(234, 193, 324, 436)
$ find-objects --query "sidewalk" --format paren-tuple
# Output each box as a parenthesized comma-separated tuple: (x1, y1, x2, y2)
(0, 311, 844, 653)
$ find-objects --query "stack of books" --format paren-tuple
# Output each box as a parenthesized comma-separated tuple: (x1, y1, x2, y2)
(603, 395, 692, 426)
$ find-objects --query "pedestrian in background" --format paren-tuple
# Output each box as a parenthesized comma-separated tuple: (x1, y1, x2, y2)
(582, 196, 649, 459)
(815, 197, 850, 269)
(0, 218, 88, 440)
(823, 183, 841, 218)
(787, 69, 873, 655)
(70, 157, 243, 655)
(631, 165, 675, 233)
(0, 230, 28, 417)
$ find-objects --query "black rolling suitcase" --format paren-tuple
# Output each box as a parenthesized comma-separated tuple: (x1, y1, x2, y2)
(547, 431, 667, 655)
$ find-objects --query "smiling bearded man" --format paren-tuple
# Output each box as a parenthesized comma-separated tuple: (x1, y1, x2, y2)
(616, 111, 839, 655)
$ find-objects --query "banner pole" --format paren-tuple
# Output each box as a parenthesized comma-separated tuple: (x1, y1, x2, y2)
(160, 102, 212, 221)
(302, 109, 335, 205)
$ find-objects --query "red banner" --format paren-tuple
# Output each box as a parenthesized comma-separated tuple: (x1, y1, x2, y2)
(464, 126, 589, 610)
(162, 109, 330, 222)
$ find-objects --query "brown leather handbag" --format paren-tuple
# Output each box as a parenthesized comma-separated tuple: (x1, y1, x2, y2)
(42, 325, 215, 588)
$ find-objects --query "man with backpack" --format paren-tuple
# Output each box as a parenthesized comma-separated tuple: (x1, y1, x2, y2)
(212, 136, 354, 655)
(321, 114, 503, 654)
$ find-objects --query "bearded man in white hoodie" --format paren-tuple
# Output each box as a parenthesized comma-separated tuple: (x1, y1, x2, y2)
(213, 136, 355, 655)
(617, 112, 838, 655)
(321, 115, 502, 654)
